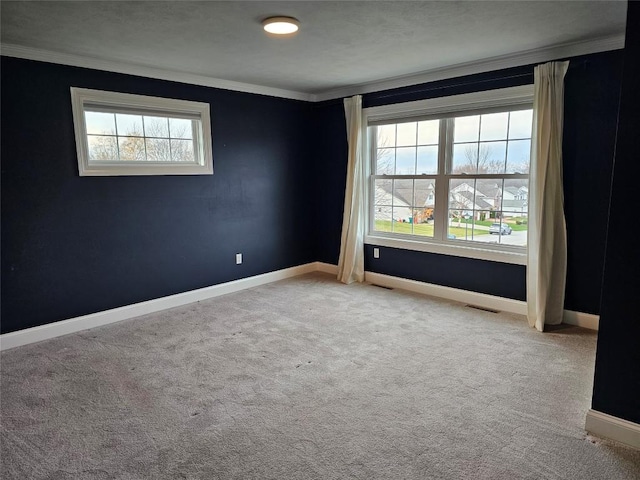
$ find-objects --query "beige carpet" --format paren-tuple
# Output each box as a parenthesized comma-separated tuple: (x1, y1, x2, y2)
(1, 272, 639, 479)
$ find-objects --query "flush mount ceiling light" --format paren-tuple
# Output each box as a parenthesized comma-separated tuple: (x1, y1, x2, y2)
(262, 16, 300, 35)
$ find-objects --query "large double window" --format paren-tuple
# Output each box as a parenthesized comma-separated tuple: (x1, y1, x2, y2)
(364, 86, 534, 264)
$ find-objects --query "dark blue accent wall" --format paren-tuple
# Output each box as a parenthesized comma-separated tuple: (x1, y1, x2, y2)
(1, 57, 315, 334)
(315, 51, 624, 312)
(592, 0, 640, 425)
(312, 99, 348, 265)
(0, 49, 626, 334)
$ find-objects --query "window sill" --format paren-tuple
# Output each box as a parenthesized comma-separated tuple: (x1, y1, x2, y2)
(364, 234, 527, 265)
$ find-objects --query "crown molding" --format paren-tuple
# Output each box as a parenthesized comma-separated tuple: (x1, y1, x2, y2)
(0, 43, 313, 102)
(1, 34, 624, 104)
(311, 34, 625, 102)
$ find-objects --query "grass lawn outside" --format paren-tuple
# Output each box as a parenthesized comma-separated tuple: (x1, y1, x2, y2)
(376, 219, 527, 239)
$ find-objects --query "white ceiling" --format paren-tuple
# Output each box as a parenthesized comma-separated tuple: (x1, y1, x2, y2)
(0, 1, 628, 101)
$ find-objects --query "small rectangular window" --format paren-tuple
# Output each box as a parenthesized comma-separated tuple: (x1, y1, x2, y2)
(71, 87, 213, 176)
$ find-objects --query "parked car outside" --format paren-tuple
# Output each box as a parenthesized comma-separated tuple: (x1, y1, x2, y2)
(489, 223, 512, 235)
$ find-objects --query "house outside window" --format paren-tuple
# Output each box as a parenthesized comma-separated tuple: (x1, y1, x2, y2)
(364, 85, 534, 265)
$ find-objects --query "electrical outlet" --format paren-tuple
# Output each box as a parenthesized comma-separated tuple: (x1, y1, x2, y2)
(236, 253, 242, 265)
(373, 248, 380, 259)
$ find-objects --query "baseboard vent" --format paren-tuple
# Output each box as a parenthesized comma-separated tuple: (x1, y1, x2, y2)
(372, 284, 393, 290)
(466, 304, 500, 313)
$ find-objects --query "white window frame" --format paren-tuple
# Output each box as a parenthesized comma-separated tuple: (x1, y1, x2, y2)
(70, 87, 213, 176)
(363, 85, 534, 265)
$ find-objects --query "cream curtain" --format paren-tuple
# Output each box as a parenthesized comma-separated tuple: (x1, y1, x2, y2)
(527, 61, 570, 331)
(337, 95, 365, 284)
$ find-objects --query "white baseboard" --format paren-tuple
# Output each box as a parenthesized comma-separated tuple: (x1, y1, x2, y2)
(585, 409, 640, 449)
(0, 262, 322, 351)
(0, 262, 596, 351)
(364, 271, 599, 330)
(563, 310, 599, 330)
(364, 271, 528, 316)
(316, 262, 339, 275)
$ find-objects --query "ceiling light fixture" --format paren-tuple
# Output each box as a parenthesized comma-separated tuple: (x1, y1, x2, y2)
(262, 16, 300, 35)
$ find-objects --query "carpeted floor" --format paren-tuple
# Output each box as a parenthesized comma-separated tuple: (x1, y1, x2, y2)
(1, 272, 639, 479)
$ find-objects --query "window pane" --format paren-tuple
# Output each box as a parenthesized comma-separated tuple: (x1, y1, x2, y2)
(118, 137, 146, 161)
(417, 146, 438, 174)
(392, 207, 413, 233)
(374, 206, 393, 232)
(414, 179, 435, 238)
(449, 179, 476, 215)
(85, 112, 116, 135)
(116, 114, 144, 136)
(502, 178, 529, 222)
(376, 148, 395, 174)
(395, 147, 416, 174)
(393, 179, 414, 207)
(143, 116, 169, 137)
(414, 179, 436, 209)
(412, 208, 434, 237)
(396, 122, 417, 146)
(169, 118, 193, 139)
(418, 120, 439, 145)
(87, 135, 118, 161)
(479, 141, 507, 174)
(506, 139, 531, 173)
(454, 115, 480, 143)
(480, 112, 509, 141)
(374, 179, 393, 205)
(170, 139, 195, 162)
(146, 138, 171, 161)
(475, 179, 501, 210)
(452, 143, 478, 173)
(377, 124, 396, 147)
(508, 110, 533, 139)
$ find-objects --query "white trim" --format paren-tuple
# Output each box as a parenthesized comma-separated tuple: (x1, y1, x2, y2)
(316, 262, 339, 275)
(363, 85, 533, 266)
(70, 87, 214, 176)
(364, 271, 528, 316)
(0, 262, 598, 351)
(364, 271, 599, 330)
(0, 263, 319, 351)
(313, 35, 625, 102)
(585, 409, 640, 449)
(563, 310, 599, 330)
(0, 44, 312, 102)
(365, 235, 527, 265)
(1, 35, 624, 103)
(363, 85, 534, 122)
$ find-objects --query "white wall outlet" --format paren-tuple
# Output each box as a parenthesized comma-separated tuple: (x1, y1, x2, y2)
(236, 253, 243, 265)
(373, 248, 380, 259)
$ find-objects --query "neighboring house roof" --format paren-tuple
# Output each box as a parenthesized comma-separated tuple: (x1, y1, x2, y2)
(377, 178, 527, 214)
(376, 181, 435, 208)
(451, 190, 493, 210)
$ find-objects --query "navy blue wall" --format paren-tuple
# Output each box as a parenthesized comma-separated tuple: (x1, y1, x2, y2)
(592, 0, 640, 425)
(1, 57, 315, 334)
(0, 49, 626, 335)
(311, 99, 348, 265)
(315, 51, 623, 312)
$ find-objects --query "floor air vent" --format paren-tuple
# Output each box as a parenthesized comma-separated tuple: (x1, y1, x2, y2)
(466, 304, 500, 314)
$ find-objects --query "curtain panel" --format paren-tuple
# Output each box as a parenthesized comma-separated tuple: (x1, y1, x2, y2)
(527, 61, 570, 331)
(337, 95, 365, 284)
